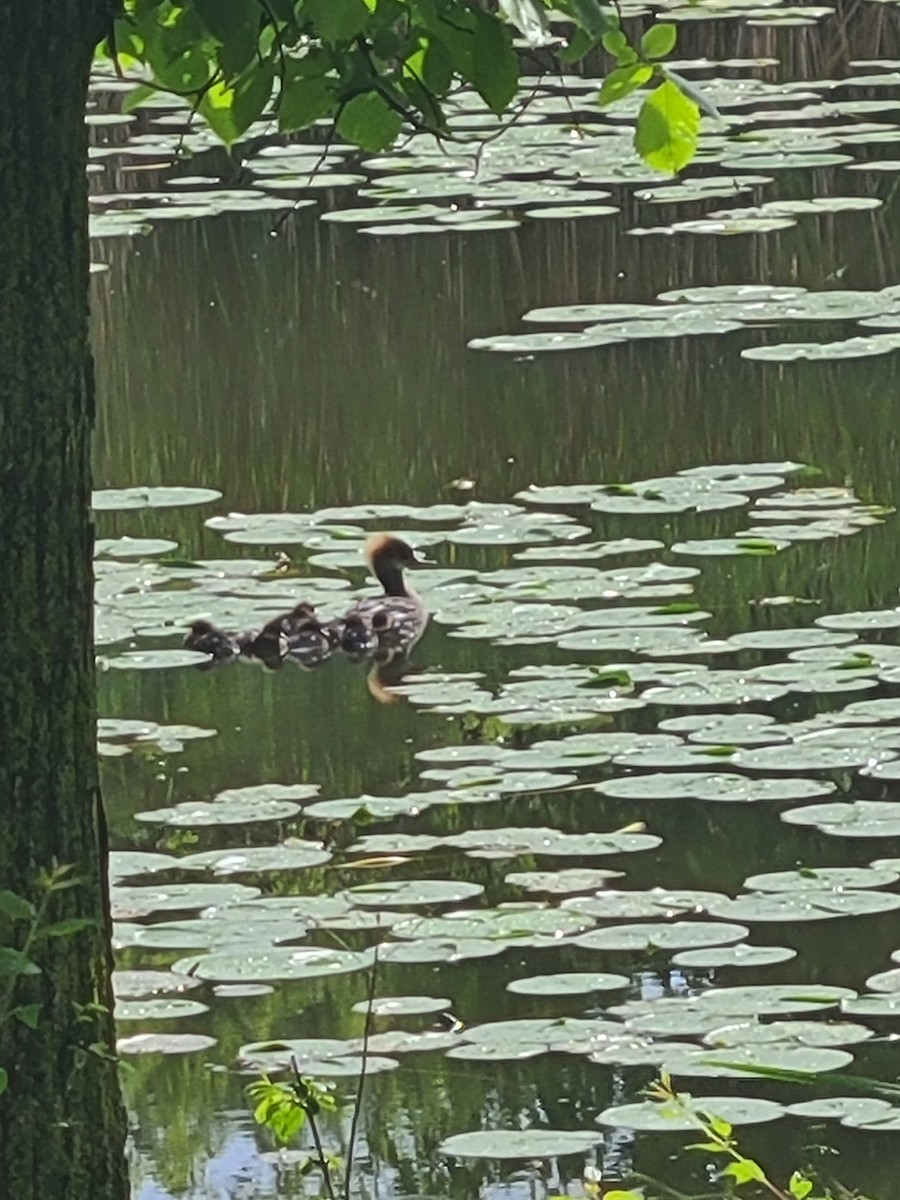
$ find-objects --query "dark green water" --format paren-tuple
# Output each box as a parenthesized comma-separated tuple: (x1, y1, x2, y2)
(91, 64, 900, 1200)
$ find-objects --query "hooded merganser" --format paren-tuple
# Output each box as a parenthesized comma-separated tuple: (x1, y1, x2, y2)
(336, 535, 429, 659)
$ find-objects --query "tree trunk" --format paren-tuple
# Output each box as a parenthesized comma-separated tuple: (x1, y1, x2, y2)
(0, 3, 129, 1197)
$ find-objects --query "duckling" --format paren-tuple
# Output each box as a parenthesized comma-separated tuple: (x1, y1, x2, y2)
(337, 534, 429, 659)
(183, 620, 239, 661)
(246, 602, 315, 666)
(336, 612, 379, 662)
(284, 604, 335, 668)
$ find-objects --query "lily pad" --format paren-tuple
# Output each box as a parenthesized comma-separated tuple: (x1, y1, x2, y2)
(93, 486, 221, 510)
(596, 1096, 784, 1131)
(507, 972, 631, 996)
(170, 947, 372, 983)
(117, 1033, 217, 1055)
(439, 1130, 600, 1159)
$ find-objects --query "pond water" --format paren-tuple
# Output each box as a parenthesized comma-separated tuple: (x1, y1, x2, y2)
(90, 10, 900, 1200)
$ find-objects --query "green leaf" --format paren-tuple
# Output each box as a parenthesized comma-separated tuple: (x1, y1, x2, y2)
(557, 0, 614, 38)
(789, 1173, 815, 1200)
(722, 1160, 767, 1185)
(303, 0, 370, 42)
(232, 64, 275, 136)
(640, 23, 677, 60)
(12, 1004, 41, 1030)
(279, 73, 336, 132)
(470, 11, 519, 113)
(662, 66, 722, 119)
(634, 79, 700, 174)
(337, 91, 403, 152)
(0, 890, 36, 921)
(707, 1115, 733, 1138)
(0, 948, 40, 978)
(598, 63, 653, 107)
(199, 64, 273, 144)
(193, 0, 254, 43)
(122, 83, 159, 114)
(0, 1068, 7, 1096)
(558, 27, 601, 63)
(602, 29, 628, 56)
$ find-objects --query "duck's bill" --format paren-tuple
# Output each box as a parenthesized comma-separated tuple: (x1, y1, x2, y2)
(414, 550, 436, 565)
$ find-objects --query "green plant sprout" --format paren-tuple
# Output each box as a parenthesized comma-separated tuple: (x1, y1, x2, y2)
(0, 864, 102, 1097)
(584, 1073, 879, 1200)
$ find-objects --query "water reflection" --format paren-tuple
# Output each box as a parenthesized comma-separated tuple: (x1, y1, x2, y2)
(91, 17, 900, 1200)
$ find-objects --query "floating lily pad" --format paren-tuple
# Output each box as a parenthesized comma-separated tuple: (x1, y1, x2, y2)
(102, 649, 210, 671)
(596, 1096, 784, 1131)
(113, 970, 203, 999)
(468, 330, 625, 353)
(744, 866, 900, 891)
(596, 773, 834, 804)
(340, 880, 484, 908)
(116, 998, 209, 1021)
(95, 537, 179, 558)
(171, 947, 372, 983)
(782, 801, 900, 837)
(672, 943, 797, 969)
(439, 1130, 600, 1160)
(671, 537, 790, 557)
(389, 908, 591, 943)
(669, 1044, 854, 1078)
(507, 972, 631, 996)
(178, 842, 331, 874)
(573, 921, 748, 952)
(787, 1097, 895, 1122)
(135, 796, 305, 826)
(117, 1033, 217, 1055)
(93, 486, 221, 510)
(505, 868, 625, 894)
(743, 334, 900, 362)
(111, 882, 260, 918)
(351, 995, 451, 1017)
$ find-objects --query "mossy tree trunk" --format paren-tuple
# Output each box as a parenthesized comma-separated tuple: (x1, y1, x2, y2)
(0, 4, 129, 1198)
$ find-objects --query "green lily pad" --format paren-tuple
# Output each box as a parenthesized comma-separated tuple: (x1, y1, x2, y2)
(596, 1096, 784, 1131)
(351, 995, 451, 1017)
(116, 998, 209, 1021)
(505, 868, 624, 894)
(596, 772, 834, 804)
(507, 972, 631, 996)
(439, 1130, 600, 1159)
(93, 486, 221, 510)
(340, 880, 484, 908)
(744, 866, 900, 891)
(170, 947, 372, 983)
(573, 921, 748, 952)
(672, 944, 796, 969)
(101, 649, 210, 670)
(117, 1033, 217, 1055)
(178, 842, 331, 874)
(782, 801, 900, 837)
(95, 537, 179, 558)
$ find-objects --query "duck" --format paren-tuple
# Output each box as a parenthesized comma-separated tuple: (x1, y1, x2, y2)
(284, 604, 336, 668)
(336, 534, 429, 660)
(183, 619, 239, 661)
(244, 602, 315, 668)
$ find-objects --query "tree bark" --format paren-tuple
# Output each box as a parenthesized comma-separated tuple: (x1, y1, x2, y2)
(0, 3, 129, 1197)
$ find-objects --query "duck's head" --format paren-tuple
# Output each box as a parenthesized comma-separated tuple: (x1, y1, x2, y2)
(291, 602, 317, 619)
(365, 534, 422, 572)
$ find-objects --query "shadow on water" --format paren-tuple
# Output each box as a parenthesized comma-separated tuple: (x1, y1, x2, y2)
(90, 11, 900, 1198)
